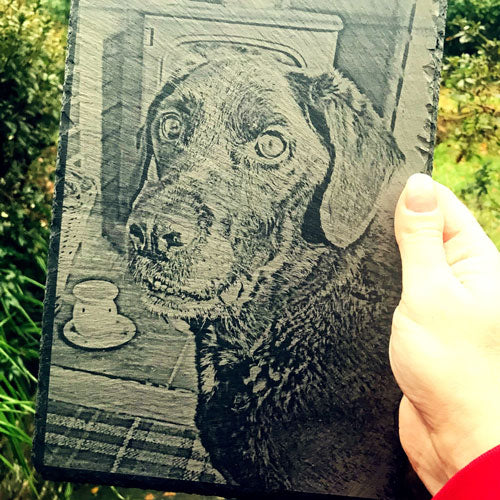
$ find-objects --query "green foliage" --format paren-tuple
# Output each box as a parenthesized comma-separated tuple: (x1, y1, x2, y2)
(435, 2, 499, 250)
(439, 59, 499, 161)
(435, 1, 499, 242)
(0, 261, 44, 497)
(0, 0, 65, 496)
(439, 0, 500, 159)
(445, 0, 500, 56)
(41, 0, 71, 25)
(0, 0, 66, 176)
(0, 0, 65, 280)
(433, 142, 500, 247)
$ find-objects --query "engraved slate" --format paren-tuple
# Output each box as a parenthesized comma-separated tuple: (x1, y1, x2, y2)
(34, 1, 447, 498)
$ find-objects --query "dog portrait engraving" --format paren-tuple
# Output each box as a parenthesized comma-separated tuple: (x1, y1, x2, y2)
(126, 46, 407, 496)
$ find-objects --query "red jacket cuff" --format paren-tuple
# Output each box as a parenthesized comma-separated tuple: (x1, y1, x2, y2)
(433, 444, 500, 500)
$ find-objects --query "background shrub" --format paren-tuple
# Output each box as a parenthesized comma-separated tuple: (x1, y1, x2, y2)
(0, 0, 65, 497)
(0, 0, 64, 280)
(434, 0, 499, 247)
(444, 0, 500, 56)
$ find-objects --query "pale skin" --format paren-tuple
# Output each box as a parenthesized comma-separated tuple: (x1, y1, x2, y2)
(390, 173, 500, 495)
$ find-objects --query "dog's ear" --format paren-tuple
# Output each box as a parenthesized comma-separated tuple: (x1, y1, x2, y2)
(130, 121, 159, 210)
(136, 125, 159, 183)
(288, 70, 404, 248)
(135, 51, 209, 189)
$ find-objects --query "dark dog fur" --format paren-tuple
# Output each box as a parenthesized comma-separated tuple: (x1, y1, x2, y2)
(127, 48, 411, 497)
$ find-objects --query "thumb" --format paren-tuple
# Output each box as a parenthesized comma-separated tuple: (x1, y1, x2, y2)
(395, 174, 449, 289)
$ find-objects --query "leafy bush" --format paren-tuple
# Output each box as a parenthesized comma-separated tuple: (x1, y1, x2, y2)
(445, 0, 500, 56)
(439, 46, 499, 160)
(0, 0, 65, 496)
(41, 0, 71, 25)
(434, 0, 500, 249)
(442, 0, 500, 162)
(0, 0, 65, 278)
(0, 0, 65, 176)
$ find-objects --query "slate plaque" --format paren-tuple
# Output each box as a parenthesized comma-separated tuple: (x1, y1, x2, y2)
(34, 1, 447, 498)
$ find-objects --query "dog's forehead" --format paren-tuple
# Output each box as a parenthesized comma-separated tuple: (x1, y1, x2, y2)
(167, 58, 301, 113)
(191, 58, 288, 87)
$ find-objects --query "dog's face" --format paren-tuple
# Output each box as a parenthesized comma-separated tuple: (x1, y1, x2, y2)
(127, 50, 406, 493)
(127, 58, 332, 318)
(127, 53, 402, 319)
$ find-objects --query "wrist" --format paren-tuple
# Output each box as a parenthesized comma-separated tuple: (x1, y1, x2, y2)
(433, 444, 500, 500)
(428, 359, 500, 481)
(436, 418, 500, 481)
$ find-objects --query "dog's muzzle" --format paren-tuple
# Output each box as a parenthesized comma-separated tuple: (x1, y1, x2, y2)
(127, 199, 212, 261)
(129, 220, 187, 259)
(126, 191, 237, 316)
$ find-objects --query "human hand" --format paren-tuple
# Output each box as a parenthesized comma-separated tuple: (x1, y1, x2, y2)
(390, 174, 500, 495)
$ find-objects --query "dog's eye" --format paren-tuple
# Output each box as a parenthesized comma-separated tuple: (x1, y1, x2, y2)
(160, 113, 182, 141)
(255, 131, 288, 160)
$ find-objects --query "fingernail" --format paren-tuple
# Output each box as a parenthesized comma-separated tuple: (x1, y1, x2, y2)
(405, 174, 438, 213)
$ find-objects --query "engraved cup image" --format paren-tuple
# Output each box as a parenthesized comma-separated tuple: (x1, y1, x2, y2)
(63, 280, 136, 350)
(72, 280, 119, 337)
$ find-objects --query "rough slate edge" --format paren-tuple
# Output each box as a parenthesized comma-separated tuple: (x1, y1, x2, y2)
(428, 0, 448, 173)
(391, 0, 447, 177)
(406, 0, 447, 176)
(32, 0, 82, 479)
(32, 1, 448, 498)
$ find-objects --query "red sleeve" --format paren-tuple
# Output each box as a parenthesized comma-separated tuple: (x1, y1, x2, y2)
(433, 445, 500, 500)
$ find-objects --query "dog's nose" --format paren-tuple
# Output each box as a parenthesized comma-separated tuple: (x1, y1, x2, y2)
(157, 231, 184, 253)
(129, 223, 146, 251)
(129, 222, 185, 256)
